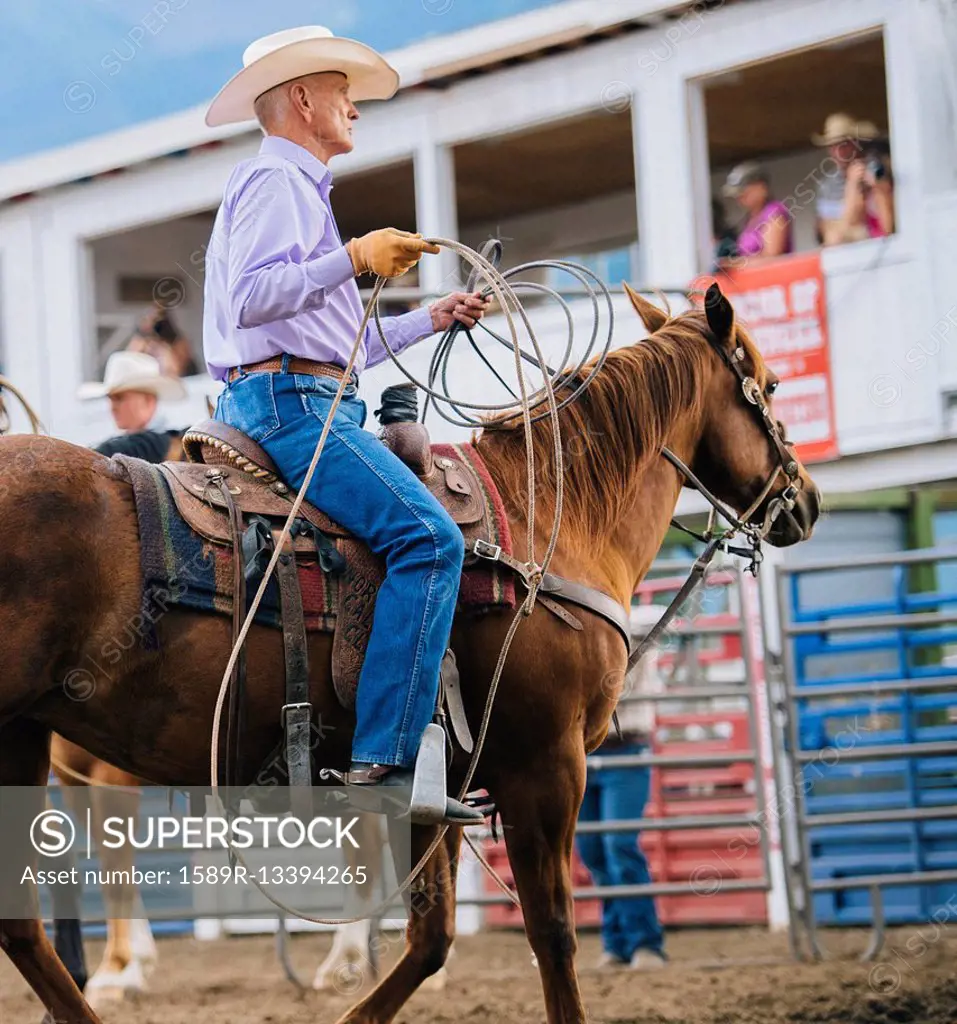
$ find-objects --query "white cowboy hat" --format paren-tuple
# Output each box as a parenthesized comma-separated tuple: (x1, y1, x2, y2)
(205, 25, 399, 127)
(812, 112, 882, 146)
(78, 352, 188, 402)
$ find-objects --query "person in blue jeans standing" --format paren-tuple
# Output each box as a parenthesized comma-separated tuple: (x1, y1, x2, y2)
(202, 26, 490, 825)
(577, 604, 667, 969)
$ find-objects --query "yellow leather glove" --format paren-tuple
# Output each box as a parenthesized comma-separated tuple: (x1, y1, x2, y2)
(346, 228, 440, 278)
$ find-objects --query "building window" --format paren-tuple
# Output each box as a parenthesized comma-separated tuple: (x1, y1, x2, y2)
(699, 31, 894, 272)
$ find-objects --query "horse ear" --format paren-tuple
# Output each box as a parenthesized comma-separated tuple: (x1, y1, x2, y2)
(704, 283, 735, 346)
(205, 395, 215, 417)
(623, 282, 668, 335)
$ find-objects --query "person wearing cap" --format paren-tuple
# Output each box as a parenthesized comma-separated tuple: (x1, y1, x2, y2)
(721, 161, 792, 266)
(202, 27, 490, 826)
(811, 112, 894, 246)
(576, 604, 667, 971)
(79, 351, 187, 461)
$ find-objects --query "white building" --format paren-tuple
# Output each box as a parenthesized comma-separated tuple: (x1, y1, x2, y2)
(1, 0, 956, 556)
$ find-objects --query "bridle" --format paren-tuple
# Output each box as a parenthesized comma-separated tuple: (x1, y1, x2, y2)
(624, 326, 804, 675)
(662, 327, 803, 557)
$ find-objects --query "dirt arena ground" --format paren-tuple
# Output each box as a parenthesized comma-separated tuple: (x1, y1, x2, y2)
(2, 925, 955, 1023)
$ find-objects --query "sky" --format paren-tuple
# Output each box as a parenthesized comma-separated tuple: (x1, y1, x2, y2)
(0, 0, 562, 164)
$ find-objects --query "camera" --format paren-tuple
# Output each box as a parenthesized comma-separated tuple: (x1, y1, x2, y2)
(152, 316, 178, 343)
(866, 157, 887, 182)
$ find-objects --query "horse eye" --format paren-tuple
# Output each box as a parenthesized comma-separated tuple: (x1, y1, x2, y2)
(766, 380, 779, 397)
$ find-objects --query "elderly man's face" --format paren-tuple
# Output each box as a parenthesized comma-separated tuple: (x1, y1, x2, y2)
(301, 72, 358, 158)
(110, 390, 157, 432)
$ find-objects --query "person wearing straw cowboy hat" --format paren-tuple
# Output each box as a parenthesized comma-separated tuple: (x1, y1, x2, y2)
(811, 112, 894, 246)
(79, 351, 187, 458)
(203, 26, 490, 825)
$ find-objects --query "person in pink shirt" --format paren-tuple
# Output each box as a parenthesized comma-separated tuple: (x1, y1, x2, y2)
(721, 161, 793, 265)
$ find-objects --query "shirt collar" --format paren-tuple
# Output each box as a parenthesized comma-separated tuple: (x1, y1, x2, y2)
(260, 135, 334, 197)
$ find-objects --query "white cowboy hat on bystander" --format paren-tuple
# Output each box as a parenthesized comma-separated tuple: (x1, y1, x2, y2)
(205, 25, 399, 127)
(77, 351, 187, 401)
(811, 112, 882, 147)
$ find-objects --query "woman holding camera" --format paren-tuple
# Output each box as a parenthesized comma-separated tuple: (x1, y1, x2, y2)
(836, 153, 895, 242)
(812, 113, 895, 246)
(126, 303, 199, 377)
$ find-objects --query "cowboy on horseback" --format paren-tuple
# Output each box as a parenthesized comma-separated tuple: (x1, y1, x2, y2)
(203, 27, 489, 825)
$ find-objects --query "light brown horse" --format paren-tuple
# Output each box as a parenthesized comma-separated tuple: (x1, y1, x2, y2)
(0, 285, 820, 1024)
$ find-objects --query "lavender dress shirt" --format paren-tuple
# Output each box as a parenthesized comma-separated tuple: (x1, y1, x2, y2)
(203, 136, 434, 382)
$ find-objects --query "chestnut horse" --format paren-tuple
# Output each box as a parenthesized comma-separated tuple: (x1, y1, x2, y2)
(0, 286, 820, 1024)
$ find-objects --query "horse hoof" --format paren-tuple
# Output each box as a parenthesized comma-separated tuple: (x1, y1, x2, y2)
(85, 958, 147, 1008)
(313, 959, 369, 995)
(86, 985, 127, 1009)
(419, 966, 448, 992)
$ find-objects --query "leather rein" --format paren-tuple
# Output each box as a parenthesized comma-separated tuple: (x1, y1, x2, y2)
(474, 328, 803, 676)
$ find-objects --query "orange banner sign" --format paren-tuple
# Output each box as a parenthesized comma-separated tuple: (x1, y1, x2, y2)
(699, 252, 838, 463)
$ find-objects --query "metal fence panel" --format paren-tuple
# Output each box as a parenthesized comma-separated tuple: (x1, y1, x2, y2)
(775, 546, 957, 957)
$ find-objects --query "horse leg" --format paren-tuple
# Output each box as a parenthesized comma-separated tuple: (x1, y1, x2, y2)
(336, 826, 460, 1024)
(44, 847, 87, 993)
(314, 814, 382, 992)
(82, 776, 147, 1007)
(128, 898, 158, 973)
(313, 919, 373, 992)
(0, 720, 102, 1024)
(496, 744, 588, 1024)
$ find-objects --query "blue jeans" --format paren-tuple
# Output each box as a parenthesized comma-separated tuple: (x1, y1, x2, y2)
(576, 742, 664, 960)
(214, 366, 464, 767)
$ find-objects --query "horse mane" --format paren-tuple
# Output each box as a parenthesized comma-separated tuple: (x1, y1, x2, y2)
(474, 308, 765, 548)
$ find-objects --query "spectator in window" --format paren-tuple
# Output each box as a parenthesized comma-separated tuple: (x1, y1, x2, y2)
(79, 351, 187, 461)
(812, 113, 895, 245)
(126, 304, 199, 377)
(721, 162, 792, 265)
(576, 604, 666, 971)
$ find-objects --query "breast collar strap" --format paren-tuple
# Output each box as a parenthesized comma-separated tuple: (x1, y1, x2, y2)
(471, 543, 631, 649)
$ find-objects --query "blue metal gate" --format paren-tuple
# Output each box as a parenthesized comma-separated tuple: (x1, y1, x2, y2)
(777, 546, 957, 949)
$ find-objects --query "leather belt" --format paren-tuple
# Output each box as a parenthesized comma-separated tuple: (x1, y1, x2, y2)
(228, 356, 347, 383)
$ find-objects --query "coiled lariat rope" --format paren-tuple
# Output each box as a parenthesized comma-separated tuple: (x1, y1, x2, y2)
(207, 241, 612, 925)
(0, 374, 44, 434)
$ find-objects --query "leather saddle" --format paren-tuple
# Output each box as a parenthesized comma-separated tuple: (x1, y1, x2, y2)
(170, 419, 485, 545)
(161, 416, 501, 711)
